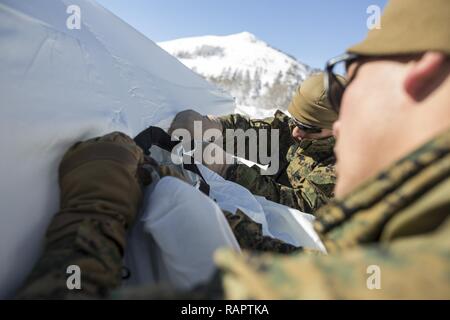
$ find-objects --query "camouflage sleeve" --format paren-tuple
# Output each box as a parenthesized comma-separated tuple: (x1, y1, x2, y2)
(215, 218, 450, 299)
(15, 133, 144, 299)
(218, 113, 276, 132)
(217, 112, 293, 163)
(223, 210, 303, 254)
(218, 113, 274, 161)
(226, 164, 332, 214)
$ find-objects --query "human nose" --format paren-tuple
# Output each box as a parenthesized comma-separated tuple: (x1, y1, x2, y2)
(292, 127, 305, 139)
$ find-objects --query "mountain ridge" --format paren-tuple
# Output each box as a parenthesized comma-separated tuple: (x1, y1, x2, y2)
(158, 32, 318, 116)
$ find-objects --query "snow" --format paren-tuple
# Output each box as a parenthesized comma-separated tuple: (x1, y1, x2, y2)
(158, 32, 314, 112)
(159, 32, 310, 93)
(235, 105, 281, 119)
(0, 0, 235, 298)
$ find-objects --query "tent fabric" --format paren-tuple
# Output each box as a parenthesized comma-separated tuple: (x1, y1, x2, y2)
(124, 177, 240, 290)
(123, 143, 326, 290)
(198, 165, 326, 252)
(0, 0, 234, 298)
(148, 140, 326, 251)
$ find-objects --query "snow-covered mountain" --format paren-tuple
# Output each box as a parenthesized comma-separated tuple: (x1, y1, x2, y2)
(159, 32, 317, 117)
(0, 0, 235, 298)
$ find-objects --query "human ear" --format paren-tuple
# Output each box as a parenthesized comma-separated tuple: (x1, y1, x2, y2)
(403, 52, 446, 101)
(332, 120, 340, 139)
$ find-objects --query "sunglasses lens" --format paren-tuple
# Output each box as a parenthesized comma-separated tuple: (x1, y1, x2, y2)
(302, 126, 321, 134)
(326, 53, 358, 113)
(290, 119, 321, 134)
(329, 73, 345, 112)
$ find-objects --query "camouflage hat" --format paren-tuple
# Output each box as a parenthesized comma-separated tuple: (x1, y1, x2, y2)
(348, 0, 450, 56)
(288, 73, 341, 130)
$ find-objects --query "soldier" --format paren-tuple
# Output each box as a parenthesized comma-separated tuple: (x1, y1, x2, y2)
(14, 132, 303, 300)
(14, 132, 149, 299)
(169, 73, 342, 214)
(114, 0, 450, 300)
(214, 0, 450, 299)
(17, 0, 450, 300)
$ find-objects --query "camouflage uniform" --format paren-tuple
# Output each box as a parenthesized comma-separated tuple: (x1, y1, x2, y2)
(18, 129, 450, 300)
(215, 128, 450, 299)
(224, 210, 302, 254)
(15, 133, 149, 299)
(218, 110, 336, 214)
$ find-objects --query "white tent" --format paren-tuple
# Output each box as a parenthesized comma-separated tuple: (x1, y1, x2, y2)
(0, 0, 235, 298)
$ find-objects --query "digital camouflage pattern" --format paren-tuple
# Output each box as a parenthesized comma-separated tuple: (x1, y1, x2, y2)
(224, 210, 302, 254)
(219, 110, 336, 214)
(16, 132, 147, 299)
(216, 128, 450, 299)
(17, 129, 450, 299)
(14, 129, 306, 299)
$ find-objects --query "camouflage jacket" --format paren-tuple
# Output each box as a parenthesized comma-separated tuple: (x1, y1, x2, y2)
(216, 128, 450, 299)
(218, 110, 336, 214)
(224, 210, 303, 254)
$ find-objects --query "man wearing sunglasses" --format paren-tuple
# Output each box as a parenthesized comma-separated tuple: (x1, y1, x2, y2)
(170, 73, 341, 214)
(16, 0, 450, 300)
(213, 0, 450, 299)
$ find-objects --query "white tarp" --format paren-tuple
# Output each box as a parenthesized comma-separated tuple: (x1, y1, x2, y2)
(0, 0, 324, 297)
(124, 147, 325, 290)
(124, 177, 241, 290)
(154, 138, 325, 251)
(154, 142, 326, 251)
(199, 165, 326, 252)
(0, 0, 234, 298)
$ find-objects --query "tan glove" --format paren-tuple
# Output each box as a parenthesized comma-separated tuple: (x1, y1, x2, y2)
(56, 132, 146, 230)
(16, 132, 147, 299)
(169, 109, 223, 143)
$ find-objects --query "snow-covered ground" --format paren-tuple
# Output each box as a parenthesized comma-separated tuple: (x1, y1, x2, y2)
(235, 105, 281, 119)
(0, 0, 236, 298)
(159, 33, 316, 115)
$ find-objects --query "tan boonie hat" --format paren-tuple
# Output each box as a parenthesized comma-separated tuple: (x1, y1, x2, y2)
(288, 73, 343, 130)
(348, 0, 450, 56)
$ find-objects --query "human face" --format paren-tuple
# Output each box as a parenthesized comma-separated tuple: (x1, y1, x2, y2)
(330, 56, 416, 197)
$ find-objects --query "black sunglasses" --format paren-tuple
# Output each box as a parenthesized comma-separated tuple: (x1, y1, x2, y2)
(325, 53, 359, 113)
(289, 118, 322, 134)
